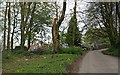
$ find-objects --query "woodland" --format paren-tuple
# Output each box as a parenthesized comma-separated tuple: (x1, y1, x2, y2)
(0, 0, 120, 73)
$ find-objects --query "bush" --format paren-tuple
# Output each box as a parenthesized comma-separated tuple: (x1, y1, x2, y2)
(60, 47, 83, 55)
(11, 46, 31, 56)
(13, 46, 28, 51)
(102, 47, 120, 57)
(13, 50, 31, 56)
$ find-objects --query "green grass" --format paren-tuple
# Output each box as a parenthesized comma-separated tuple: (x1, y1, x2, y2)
(2, 51, 80, 73)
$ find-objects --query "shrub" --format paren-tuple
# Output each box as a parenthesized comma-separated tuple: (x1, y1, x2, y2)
(13, 46, 28, 51)
(13, 50, 31, 56)
(60, 47, 83, 55)
(102, 47, 120, 57)
(11, 46, 31, 56)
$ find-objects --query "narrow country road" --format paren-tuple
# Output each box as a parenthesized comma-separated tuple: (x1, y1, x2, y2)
(79, 49, 118, 73)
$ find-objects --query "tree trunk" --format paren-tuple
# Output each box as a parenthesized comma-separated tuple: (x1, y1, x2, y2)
(3, 3, 8, 50)
(52, 18, 59, 53)
(20, 3, 25, 49)
(11, 3, 16, 50)
(24, 3, 32, 48)
(7, 2, 11, 50)
(28, 3, 36, 49)
(52, 0, 66, 53)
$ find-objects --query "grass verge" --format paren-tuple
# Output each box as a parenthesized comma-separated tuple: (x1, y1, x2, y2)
(2, 51, 80, 73)
(102, 47, 120, 57)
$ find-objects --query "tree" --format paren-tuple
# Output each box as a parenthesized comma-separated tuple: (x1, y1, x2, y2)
(11, 3, 19, 50)
(84, 2, 119, 48)
(115, 2, 120, 48)
(100, 2, 117, 47)
(3, 2, 8, 50)
(19, 2, 32, 49)
(1, 2, 52, 51)
(66, 0, 81, 47)
(28, 3, 36, 49)
(52, 0, 66, 53)
(82, 1, 120, 56)
(7, 2, 11, 50)
(84, 27, 110, 45)
(30, 2, 51, 47)
(20, 2, 25, 49)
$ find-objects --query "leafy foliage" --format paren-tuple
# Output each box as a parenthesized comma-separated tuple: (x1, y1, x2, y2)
(84, 2, 120, 49)
(102, 47, 120, 57)
(66, 16, 82, 47)
(29, 2, 51, 44)
(84, 28, 110, 44)
(60, 47, 83, 55)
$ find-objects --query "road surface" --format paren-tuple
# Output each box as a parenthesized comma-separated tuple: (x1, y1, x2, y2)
(79, 49, 118, 73)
